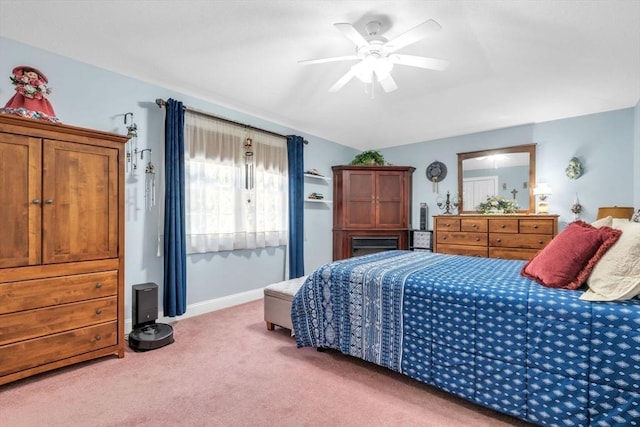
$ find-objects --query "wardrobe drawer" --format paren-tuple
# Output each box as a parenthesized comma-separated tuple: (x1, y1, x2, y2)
(0, 297, 117, 346)
(437, 232, 487, 246)
(488, 218, 519, 233)
(0, 271, 117, 315)
(519, 219, 554, 234)
(437, 244, 488, 258)
(461, 218, 488, 232)
(0, 322, 117, 377)
(436, 218, 460, 231)
(489, 233, 552, 250)
(489, 247, 539, 260)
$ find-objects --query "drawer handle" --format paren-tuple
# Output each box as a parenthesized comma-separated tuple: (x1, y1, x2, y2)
(45, 199, 54, 204)
(445, 223, 450, 227)
(539, 240, 544, 244)
(32, 199, 41, 205)
(500, 224, 506, 228)
(95, 335, 102, 341)
(95, 282, 103, 289)
(96, 309, 103, 315)
(496, 239, 502, 243)
(475, 237, 480, 241)
(472, 224, 477, 228)
(533, 225, 539, 229)
(442, 236, 447, 240)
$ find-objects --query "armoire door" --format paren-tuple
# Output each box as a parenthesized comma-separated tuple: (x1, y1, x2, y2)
(344, 169, 376, 228)
(375, 171, 405, 227)
(0, 133, 41, 268)
(42, 140, 119, 263)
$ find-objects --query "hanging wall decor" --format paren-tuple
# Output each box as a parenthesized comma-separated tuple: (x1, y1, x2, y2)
(1, 65, 59, 122)
(565, 157, 583, 180)
(426, 161, 447, 193)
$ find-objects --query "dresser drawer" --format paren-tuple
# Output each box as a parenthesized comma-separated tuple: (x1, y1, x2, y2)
(436, 218, 460, 231)
(0, 271, 117, 315)
(437, 232, 487, 246)
(489, 233, 553, 250)
(519, 219, 554, 234)
(0, 297, 117, 346)
(461, 218, 488, 232)
(489, 247, 540, 260)
(488, 218, 519, 233)
(438, 244, 488, 257)
(0, 322, 117, 377)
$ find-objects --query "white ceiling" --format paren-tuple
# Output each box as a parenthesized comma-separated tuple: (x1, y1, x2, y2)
(1, 0, 639, 150)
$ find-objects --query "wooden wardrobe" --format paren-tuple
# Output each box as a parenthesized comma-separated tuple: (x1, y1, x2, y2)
(332, 165, 414, 260)
(0, 114, 127, 385)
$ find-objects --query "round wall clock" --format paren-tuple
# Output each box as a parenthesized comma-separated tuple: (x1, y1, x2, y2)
(426, 161, 447, 193)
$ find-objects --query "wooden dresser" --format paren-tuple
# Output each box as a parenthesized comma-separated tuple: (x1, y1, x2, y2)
(332, 165, 414, 260)
(434, 214, 558, 260)
(0, 115, 127, 385)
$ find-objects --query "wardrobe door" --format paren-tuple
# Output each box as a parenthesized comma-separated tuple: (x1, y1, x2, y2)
(0, 133, 41, 268)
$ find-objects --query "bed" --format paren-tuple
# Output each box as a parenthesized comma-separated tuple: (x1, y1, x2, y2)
(291, 250, 640, 426)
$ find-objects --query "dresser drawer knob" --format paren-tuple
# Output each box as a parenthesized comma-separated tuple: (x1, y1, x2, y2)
(475, 237, 480, 241)
(539, 240, 544, 244)
(533, 225, 539, 229)
(95, 282, 103, 289)
(496, 239, 502, 243)
(442, 236, 447, 240)
(96, 309, 103, 315)
(445, 223, 450, 227)
(95, 335, 102, 341)
(500, 224, 506, 228)
(472, 224, 477, 228)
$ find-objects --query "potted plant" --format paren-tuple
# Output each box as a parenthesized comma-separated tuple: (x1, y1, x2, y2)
(350, 150, 387, 166)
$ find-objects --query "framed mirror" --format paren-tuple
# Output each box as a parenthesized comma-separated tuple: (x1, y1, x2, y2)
(457, 144, 536, 213)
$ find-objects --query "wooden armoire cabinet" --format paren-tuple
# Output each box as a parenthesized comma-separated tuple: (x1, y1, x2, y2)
(332, 165, 414, 260)
(0, 114, 127, 385)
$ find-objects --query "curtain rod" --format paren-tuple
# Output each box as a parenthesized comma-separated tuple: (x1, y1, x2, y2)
(155, 98, 308, 144)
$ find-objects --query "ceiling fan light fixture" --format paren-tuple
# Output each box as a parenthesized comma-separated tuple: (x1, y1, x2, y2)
(355, 55, 394, 83)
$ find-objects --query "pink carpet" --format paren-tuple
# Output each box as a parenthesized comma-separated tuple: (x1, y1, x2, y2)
(0, 300, 532, 426)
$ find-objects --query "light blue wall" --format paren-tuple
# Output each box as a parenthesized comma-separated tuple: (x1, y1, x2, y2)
(1, 36, 637, 316)
(383, 108, 636, 231)
(0, 36, 354, 317)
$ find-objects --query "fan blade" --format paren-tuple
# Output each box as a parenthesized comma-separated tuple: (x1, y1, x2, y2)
(377, 74, 398, 93)
(392, 54, 449, 71)
(298, 55, 359, 65)
(334, 23, 369, 48)
(328, 66, 358, 92)
(383, 19, 442, 54)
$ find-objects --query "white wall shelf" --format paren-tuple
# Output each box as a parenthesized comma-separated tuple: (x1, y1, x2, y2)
(304, 173, 331, 182)
(305, 198, 332, 204)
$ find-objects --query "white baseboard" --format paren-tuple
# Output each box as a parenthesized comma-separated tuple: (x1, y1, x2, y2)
(125, 288, 263, 334)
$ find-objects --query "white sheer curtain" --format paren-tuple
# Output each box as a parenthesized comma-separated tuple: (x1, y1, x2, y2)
(184, 112, 288, 253)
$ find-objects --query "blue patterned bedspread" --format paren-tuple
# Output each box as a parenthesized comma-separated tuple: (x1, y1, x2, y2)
(291, 250, 640, 426)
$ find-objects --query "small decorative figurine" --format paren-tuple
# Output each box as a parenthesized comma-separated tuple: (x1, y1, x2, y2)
(1, 65, 59, 122)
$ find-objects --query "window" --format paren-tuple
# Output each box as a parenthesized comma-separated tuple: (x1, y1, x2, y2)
(184, 112, 288, 253)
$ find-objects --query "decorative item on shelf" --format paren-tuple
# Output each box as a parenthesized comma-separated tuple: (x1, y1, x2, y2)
(533, 183, 552, 214)
(304, 168, 324, 177)
(436, 191, 458, 215)
(476, 195, 518, 214)
(308, 192, 324, 200)
(1, 65, 59, 122)
(350, 150, 386, 166)
(571, 193, 582, 220)
(566, 157, 583, 180)
(426, 161, 447, 193)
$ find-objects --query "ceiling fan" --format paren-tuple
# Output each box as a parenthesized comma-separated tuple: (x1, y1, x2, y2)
(299, 19, 449, 94)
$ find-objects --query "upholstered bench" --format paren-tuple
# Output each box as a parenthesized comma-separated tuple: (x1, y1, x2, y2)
(263, 276, 308, 331)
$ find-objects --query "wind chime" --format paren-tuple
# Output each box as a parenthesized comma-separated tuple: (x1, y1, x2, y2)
(244, 136, 255, 203)
(124, 112, 156, 210)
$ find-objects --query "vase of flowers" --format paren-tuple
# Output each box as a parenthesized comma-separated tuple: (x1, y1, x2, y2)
(476, 195, 518, 214)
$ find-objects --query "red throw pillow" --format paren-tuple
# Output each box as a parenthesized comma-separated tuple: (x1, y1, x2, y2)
(520, 220, 622, 289)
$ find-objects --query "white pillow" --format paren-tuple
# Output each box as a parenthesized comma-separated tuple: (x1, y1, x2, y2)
(612, 218, 630, 229)
(591, 216, 612, 228)
(581, 221, 640, 301)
